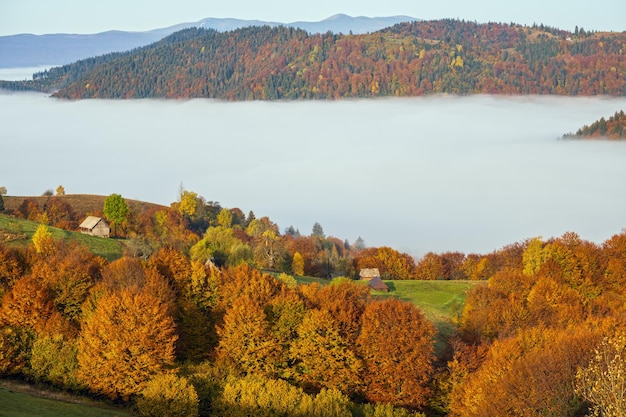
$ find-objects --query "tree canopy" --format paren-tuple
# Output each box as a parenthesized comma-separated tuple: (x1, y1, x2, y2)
(103, 193, 129, 236)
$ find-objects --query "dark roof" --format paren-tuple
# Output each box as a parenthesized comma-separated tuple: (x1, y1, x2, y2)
(368, 276, 388, 292)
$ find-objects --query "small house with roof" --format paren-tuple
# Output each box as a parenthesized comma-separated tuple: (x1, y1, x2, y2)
(359, 268, 389, 292)
(79, 216, 110, 238)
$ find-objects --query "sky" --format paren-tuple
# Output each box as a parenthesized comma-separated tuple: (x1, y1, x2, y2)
(1, 0, 625, 36)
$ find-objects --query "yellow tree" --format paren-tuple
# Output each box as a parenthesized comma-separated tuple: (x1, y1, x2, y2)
(246, 217, 281, 269)
(137, 373, 199, 417)
(289, 308, 362, 394)
(177, 190, 198, 217)
(189, 225, 249, 267)
(217, 208, 233, 228)
(522, 237, 546, 276)
(213, 265, 284, 314)
(149, 247, 192, 294)
(32, 223, 54, 255)
(217, 295, 281, 377)
(292, 252, 305, 276)
(218, 373, 315, 416)
(77, 288, 177, 400)
(415, 252, 445, 280)
(266, 291, 307, 375)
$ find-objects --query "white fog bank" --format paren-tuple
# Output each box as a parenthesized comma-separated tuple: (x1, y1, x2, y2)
(2, 92, 626, 257)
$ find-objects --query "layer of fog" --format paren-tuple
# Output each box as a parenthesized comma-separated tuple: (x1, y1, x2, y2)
(0, 66, 56, 81)
(2, 91, 626, 258)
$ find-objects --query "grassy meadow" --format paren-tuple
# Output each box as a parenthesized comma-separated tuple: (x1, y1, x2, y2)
(378, 280, 483, 351)
(0, 383, 135, 417)
(293, 275, 482, 352)
(0, 214, 123, 261)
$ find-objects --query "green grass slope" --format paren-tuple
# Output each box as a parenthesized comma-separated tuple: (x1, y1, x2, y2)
(294, 275, 482, 352)
(0, 214, 123, 261)
(0, 385, 135, 417)
(382, 280, 481, 323)
(376, 280, 484, 352)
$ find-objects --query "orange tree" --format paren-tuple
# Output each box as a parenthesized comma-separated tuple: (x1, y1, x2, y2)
(77, 287, 177, 401)
(356, 298, 436, 409)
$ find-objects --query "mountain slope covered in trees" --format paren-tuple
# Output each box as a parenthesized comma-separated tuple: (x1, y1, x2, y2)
(2, 20, 625, 99)
(564, 110, 626, 139)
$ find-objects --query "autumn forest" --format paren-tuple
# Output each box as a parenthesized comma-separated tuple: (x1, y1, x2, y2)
(2, 15, 626, 417)
(0, 188, 626, 417)
(2, 20, 626, 100)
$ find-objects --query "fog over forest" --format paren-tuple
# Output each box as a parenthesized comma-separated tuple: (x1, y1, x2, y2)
(2, 90, 626, 257)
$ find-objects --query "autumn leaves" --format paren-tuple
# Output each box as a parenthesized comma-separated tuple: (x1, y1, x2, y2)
(0, 241, 436, 414)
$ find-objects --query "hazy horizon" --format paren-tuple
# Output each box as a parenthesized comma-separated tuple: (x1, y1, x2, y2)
(2, 0, 624, 36)
(2, 91, 626, 258)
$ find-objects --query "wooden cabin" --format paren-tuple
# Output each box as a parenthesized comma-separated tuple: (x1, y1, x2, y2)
(79, 216, 110, 238)
(359, 268, 389, 292)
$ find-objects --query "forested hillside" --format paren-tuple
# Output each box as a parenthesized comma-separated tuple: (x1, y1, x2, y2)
(564, 110, 626, 139)
(2, 20, 625, 99)
(2, 190, 626, 416)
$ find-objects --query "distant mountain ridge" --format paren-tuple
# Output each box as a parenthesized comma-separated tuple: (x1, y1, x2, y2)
(0, 14, 418, 68)
(4, 20, 624, 100)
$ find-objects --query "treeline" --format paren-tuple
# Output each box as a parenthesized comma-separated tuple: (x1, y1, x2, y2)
(3, 191, 536, 282)
(2, 20, 625, 99)
(564, 110, 626, 139)
(5, 191, 418, 280)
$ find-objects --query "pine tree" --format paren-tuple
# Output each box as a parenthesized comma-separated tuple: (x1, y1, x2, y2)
(312, 222, 325, 238)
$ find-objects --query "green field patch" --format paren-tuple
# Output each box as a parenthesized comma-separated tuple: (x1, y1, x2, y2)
(382, 280, 479, 321)
(375, 280, 484, 352)
(294, 275, 332, 286)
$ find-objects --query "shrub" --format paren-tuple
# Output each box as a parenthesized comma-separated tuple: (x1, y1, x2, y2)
(136, 373, 199, 417)
(218, 373, 313, 417)
(361, 402, 425, 417)
(29, 334, 79, 389)
(0, 325, 33, 376)
(311, 388, 352, 417)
